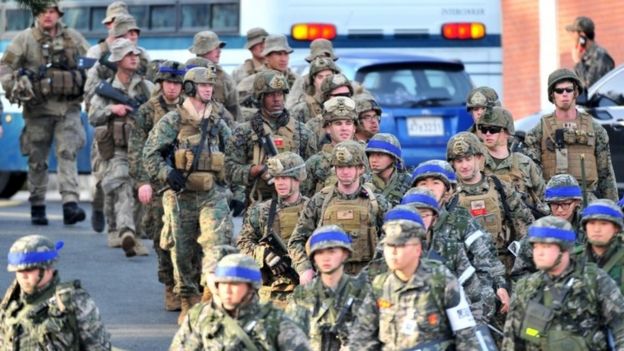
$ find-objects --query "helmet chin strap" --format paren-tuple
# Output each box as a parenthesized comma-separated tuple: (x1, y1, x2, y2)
(278, 178, 297, 199)
(544, 249, 564, 273)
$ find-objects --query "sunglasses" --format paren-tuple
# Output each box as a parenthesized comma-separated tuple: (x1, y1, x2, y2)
(330, 93, 353, 98)
(553, 87, 574, 94)
(549, 201, 575, 210)
(478, 125, 503, 134)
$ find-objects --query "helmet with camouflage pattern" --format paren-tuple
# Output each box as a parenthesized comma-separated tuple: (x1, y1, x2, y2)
(201, 245, 238, 287)
(401, 187, 440, 215)
(528, 215, 576, 251)
(32, 0, 64, 17)
(7, 235, 63, 272)
(305, 38, 338, 62)
(252, 70, 290, 101)
(332, 140, 366, 167)
(365, 133, 402, 161)
(320, 73, 354, 101)
(382, 205, 427, 244)
(155, 60, 186, 84)
(308, 57, 340, 91)
(110, 13, 140, 38)
(306, 225, 353, 258)
(544, 174, 582, 203)
(446, 132, 485, 161)
(466, 86, 500, 111)
(267, 152, 307, 181)
(411, 160, 457, 188)
(478, 106, 515, 134)
(547, 68, 583, 103)
(581, 199, 624, 230)
(183, 66, 217, 86)
(213, 254, 262, 289)
(323, 96, 357, 126)
(355, 94, 382, 117)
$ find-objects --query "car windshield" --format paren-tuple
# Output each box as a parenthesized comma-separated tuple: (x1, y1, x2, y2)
(357, 63, 472, 108)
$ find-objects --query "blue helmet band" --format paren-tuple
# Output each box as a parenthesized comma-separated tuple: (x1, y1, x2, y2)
(7, 241, 64, 267)
(528, 227, 575, 242)
(400, 193, 439, 209)
(411, 164, 456, 183)
(582, 205, 623, 219)
(214, 266, 261, 283)
(159, 66, 187, 76)
(310, 231, 352, 248)
(366, 140, 401, 159)
(384, 209, 425, 227)
(544, 185, 582, 200)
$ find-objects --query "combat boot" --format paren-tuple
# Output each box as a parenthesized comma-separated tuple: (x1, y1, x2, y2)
(107, 231, 121, 248)
(63, 202, 86, 225)
(31, 205, 48, 226)
(120, 230, 137, 257)
(178, 295, 201, 325)
(165, 285, 181, 311)
(134, 239, 149, 256)
(91, 210, 105, 233)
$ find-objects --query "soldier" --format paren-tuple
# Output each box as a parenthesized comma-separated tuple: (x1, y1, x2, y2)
(479, 106, 547, 216)
(566, 16, 614, 88)
(286, 225, 372, 350)
(232, 27, 269, 84)
(287, 38, 339, 109)
(349, 208, 479, 349)
(170, 254, 311, 350)
(524, 68, 618, 201)
(447, 132, 534, 274)
(199, 245, 238, 303)
(237, 152, 308, 308)
(366, 133, 412, 206)
(289, 140, 389, 281)
(502, 216, 624, 350)
(0, 235, 111, 350)
(290, 57, 340, 123)
(302, 96, 359, 196)
(225, 70, 316, 204)
(354, 94, 381, 143)
(189, 31, 240, 122)
(143, 66, 234, 324)
(466, 86, 500, 135)
(0, 1, 89, 226)
(581, 199, 624, 292)
(128, 60, 185, 310)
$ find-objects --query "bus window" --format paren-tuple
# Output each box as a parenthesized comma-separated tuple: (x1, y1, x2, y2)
(150, 5, 176, 30)
(63, 7, 89, 31)
(180, 4, 210, 30)
(128, 5, 148, 29)
(91, 6, 107, 29)
(6, 8, 31, 32)
(212, 3, 239, 31)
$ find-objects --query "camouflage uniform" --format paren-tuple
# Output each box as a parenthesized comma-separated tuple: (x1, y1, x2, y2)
(89, 39, 154, 256)
(354, 94, 382, 143)
(286, 225, 372, 351)
(290, 57, 340, 124)
(232, 27, 269, 84)
(566, 16, 615, 88)
(367, 133, 412, 207)
(0, 10, 89, 224)
(142, 67, 233, 304)
(502, 216, 624, 350)
(0, 235, 111, 350)
(349, 213, 479, 350)
(524, 68, 618, 201)
(465, 86, 500, 134)
(289, 140, 390, 276)
(237, 152, 308, 308)
(225, 70, 316, 204)
(170, 254, 311, 351)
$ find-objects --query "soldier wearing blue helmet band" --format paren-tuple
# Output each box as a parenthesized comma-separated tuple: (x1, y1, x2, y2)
(366, 133, 412, 207)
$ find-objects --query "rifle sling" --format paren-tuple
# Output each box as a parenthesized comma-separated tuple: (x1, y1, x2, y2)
(221, 312, 260, 351)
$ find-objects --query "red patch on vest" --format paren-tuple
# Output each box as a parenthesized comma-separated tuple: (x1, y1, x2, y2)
(274, 137, 284, 148)
(470, 200, 487, 217)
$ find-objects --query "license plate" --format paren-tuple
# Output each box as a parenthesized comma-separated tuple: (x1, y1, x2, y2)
(407, 117, 444, 136)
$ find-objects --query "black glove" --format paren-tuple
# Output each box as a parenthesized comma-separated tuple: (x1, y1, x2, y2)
(265, 250, 289, 276)
(229, 199, 245, 217)
(167, 169, 186, 192)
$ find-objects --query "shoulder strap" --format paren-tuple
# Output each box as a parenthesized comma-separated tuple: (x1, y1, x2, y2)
(221, 312, 261, 351)
(265, 194, 278, 237)
(490, 175, 517, 239)
(602, 248, 624, 273)
(318, 185, 337, 227)
(361, 183, 380, 217)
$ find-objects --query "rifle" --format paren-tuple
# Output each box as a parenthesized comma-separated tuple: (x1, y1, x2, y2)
(490, 175, 518, 245)
(98, 52, 118, 73)
(580, 154, 588, 208)
(321, 296, 355, 351)
(95, 80, 146, 110)
(183, 116, 211, 187)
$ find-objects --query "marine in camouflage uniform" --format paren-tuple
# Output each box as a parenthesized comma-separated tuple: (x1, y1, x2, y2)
(237, 152, 308, 308)
(289, 140, 390, 278)
(290, 57, 340, 123)
(349, 209, 480, 350)
(142, 67, 233, 324)
(225, 70, 316, 204)
(354, 94, 381, 143)
(0, 235, 110, 350)
(232, 27, 269, 84)
(302, 96, 359, 196)
(566, 16, 615, 88)
(128, 60, 185, 310)
(89, 38, 153, 257)
(286, 225, 372, 351)
(466, 86, 500, 135)
(170, 254, 311, 351)
(0, 3, 89, 225)
(448, 132, 534, 274)
(502, 216, 624, 351)
(524, 68, 618, 201)
(511, 174, 587, 282)
(366, 133, 412, 207)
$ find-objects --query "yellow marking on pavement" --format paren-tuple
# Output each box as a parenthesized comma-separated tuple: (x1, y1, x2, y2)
(0, 200, 23, 208)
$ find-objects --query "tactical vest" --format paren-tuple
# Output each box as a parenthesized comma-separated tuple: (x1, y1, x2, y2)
(173, 104, 225, 191)
(319, 184, 379, 264)
(486, 154, 526, 193)
(304, 94, 323, 122)
(146, 96, 174, 126)
(274, 202, 305, 243)
(315, 144, 338, 193)
(540, 113, 598, 186)
(458, 180, 506, 250)
(251, 117, 298, 165)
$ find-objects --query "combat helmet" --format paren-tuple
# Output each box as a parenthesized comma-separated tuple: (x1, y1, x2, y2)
(201, 245, 238, 287)
(252, 70, 290, 102)
(478, 106, 515, 134)
(410, 160, 457, 188)
(320, 74, 354, 102)
(355, 94, 382, 117)
(528, 215, 576, 251)
(307, 57, 340, 92)
(323, 96, 357, 126)
(382, 205, 427, 244)
(267, 152, 307, 181)
(547, 68, 582, 102)
(183, 66, 217, 96)
(7, 235, 63, 272)
(332, 140, 366, 167)
(155, 61, 186, 84)
(581, 199, 624, 230)
(306, 225, 353, 258)
(544, 174, 582, 203)
(32, 0, 64, 17)
(366, 133, 402, 164)
(213, 254, 262, 289)
(446, 132, 485, 161)
(401, 187, 440, 215)
(466, 86, 500, 111)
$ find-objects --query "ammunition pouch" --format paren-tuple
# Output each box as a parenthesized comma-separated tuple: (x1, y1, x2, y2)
(112, 119, 131, 148)
(320, 325, 341, 351)
(545, 329, 589, 351)
(185, 172, 215, 192)
(94, 125, 115, 160)
(174, 149, 225, 173)
(34, 68, 85, 100)
(520, 300, 554, 344)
